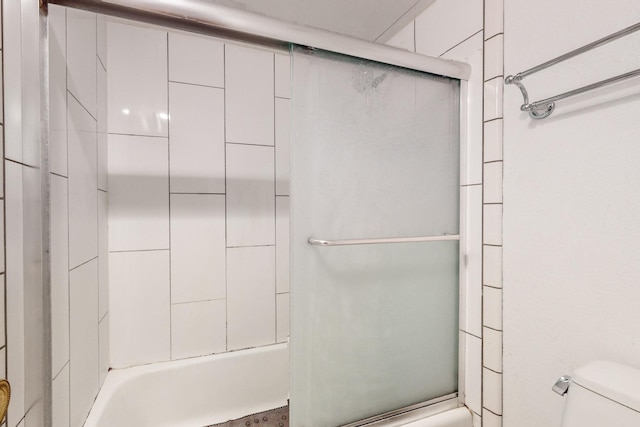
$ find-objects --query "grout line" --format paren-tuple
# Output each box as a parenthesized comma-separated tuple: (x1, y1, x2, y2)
(171, 298, 226, 306)
(483, 243, 503, 248)
(484, 32, 504, 43)
(275, 291, 290, 296)
(461, 330, 482, 340)
(107, 132, 167, 139)
(273, 52, 278, 344)
(51, 360, 70, 381)
(275, 96, 291, 100)
(109, 248, 170, 254)
(275, 193, 290, 197)
(169, 192, 225, 196)
(5, 158, 38, 169)
(483, 202, 503, 206)
(97, 55, 107, 73)
(69, 256, 98, 272)
(68, 90, 98, 123)
(99, 310, 108, 323)
(226, 244, 275, 249)
(483, 365, 503, 375)
(482, 407, 502, 417)
(439, 29, 483, 57)
(483, 284, 503, 290)
(166, 32, 173, 360)
(225, 141, 275, 148)
(98, 188, 107, 193)
(50, 171, 68, 179)
(484, 160, 503, 165)
(461, 183, 482, 187)
(168, 79, 224, 90)
(484, 74, 504, 84)
(373, 0, 421, 43)
(483, 325, 503, 333)
(483, 117, 503, 124)
(223, 42, 229, 353)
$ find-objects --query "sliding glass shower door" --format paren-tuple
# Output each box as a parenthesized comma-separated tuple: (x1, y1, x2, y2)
(289, 47, 461, 426)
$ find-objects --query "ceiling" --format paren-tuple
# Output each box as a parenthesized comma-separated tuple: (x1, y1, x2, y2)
(207, 0, 436, 42)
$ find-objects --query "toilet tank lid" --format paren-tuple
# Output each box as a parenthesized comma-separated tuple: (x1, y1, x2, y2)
(572, 361, 640, 412)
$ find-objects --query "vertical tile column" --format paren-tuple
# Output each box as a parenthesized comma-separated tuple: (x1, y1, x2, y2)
(482, 0, 504, 426)
(0, 2, 6, 425)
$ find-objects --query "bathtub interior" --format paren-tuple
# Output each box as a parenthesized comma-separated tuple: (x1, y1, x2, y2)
(85, 344, 289, 427)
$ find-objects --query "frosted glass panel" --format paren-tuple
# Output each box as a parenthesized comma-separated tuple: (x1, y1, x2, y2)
(290, 47, 460, 427)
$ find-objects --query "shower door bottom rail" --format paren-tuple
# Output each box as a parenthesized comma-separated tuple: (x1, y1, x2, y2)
(340, 392, 459, 427)
(308, 234, 460, 246)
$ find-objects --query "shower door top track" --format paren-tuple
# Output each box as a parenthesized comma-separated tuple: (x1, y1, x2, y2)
(49, 0, 471, 80)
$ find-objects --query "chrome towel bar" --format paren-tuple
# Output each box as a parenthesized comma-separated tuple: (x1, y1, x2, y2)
(505, 22, 640, 119)
(308, 234, 460, 246)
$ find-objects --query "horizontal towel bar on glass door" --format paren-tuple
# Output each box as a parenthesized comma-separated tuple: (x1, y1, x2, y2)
(308, 234, 460, 246)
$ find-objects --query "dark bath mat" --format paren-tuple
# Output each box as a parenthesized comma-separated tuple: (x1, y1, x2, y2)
(207, 405, 289, 427)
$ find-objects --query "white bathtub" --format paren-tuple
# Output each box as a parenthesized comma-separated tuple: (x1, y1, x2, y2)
(85, 343, 289, 427)
(85, 342, 471, 427)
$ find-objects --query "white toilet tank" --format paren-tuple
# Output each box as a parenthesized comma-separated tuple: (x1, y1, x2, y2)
(560, 361, 640, 427)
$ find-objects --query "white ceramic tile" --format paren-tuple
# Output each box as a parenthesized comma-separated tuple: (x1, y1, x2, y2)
(171, 300, 226, 360)
(483, 326, 503, 373)
(442, 33, 483, 185)
(98, 191, 109, 318)
(67, 8, 97, 118)
(483, 162, 503, 204)
(68, 94, 98, 269)
(168, 32, 224, 87)
(482, 408, 502, 427)
(170, 194, 226, 303)
(97, 60, 107, 135)
(483, 245, 503, 288)
(484, 35, 504, 81)
(0, 203, 4, 272)
(108, 134, 169, 251)
(276, 293, 290, 343)
(227, 246, 276, 350)
(98, 133, 108, 191)
(275, 52, 291, 98)
(109, 251, 171, 368)
(483, 368, 503, 415)
(275, 98, 290, 196)
(484, 78, 504, 121)
(483, 204, 503, 245)
(0, 346, 5, 382)
(464, 333, 482, 414)
(69, 259, 99, 427)
(226, 144, 275, 247)
(225, 44, 274, 145)
(107, 22, 168, 137)
(0, 276, 4, 348)
(169, 83, 225, 194)
(483, 119, 503, 162)
(275, 197, 290, 294)
(99, 314, 110, 386)
(385, 21, 415, 52)
(484, 0, 504, 40)
(97, 14, 107, 67)
(472, 411, 481, 427)
(51, 175, 69, 375)
(49, 5, 68, 177)
(460, 186, 482, 337)
(52, 363, 70, 427)
(5, 161, 25, 425)
(483, 286, 503, 331)
(415, 0, 482, 57)
(0, 130, 4, 197)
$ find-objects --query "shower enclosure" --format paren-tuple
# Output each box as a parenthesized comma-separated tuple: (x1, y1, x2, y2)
(290, 47, 460, 426)
(6, 0, 470, 425)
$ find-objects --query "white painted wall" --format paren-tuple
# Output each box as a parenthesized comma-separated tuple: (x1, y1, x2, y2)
(502, 1, 640, 426)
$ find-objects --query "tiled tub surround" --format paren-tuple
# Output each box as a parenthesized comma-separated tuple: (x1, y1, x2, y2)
(107, 22, 291, 369)
(49, 6, 110, 427)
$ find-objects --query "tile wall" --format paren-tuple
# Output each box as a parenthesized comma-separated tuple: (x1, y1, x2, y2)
(107, 22, 290, 368)
(386, 0, 504, 425)
(481, 1, 504, 426)
(49, 6, 110, 427)
(0, 0, 5, 424)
